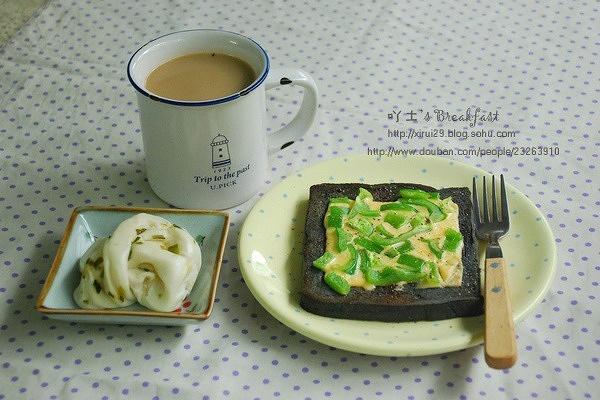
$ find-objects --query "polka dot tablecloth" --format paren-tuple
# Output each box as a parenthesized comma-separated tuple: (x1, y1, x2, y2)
(0, 0, 598, 399)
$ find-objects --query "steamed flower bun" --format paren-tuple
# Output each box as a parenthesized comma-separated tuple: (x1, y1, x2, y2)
(73, 213, 202, 312)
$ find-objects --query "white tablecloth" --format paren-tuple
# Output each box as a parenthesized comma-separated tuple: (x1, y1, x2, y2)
(0, 1, 598, 399)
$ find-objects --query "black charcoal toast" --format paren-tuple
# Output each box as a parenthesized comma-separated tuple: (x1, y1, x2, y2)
(300, 183, 483, 322)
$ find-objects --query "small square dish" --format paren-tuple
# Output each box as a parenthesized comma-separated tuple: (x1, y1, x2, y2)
(36, 206, 229, 325)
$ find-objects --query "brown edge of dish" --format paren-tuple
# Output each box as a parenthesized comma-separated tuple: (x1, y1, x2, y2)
(35, 205, 230, 321)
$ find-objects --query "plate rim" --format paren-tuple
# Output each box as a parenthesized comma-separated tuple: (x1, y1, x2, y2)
(239, 154, 557, 356)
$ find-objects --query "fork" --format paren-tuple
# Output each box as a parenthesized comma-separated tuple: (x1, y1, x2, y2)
(472, 174, 517, 369)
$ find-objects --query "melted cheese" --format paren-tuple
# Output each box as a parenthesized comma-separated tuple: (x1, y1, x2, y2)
(322, 193, 464, 290)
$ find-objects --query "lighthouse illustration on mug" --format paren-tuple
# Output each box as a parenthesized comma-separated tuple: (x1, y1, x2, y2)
(211, 134, 231, 169)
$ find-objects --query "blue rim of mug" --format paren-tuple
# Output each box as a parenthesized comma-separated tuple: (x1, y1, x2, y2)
(127, 29, 270, 107)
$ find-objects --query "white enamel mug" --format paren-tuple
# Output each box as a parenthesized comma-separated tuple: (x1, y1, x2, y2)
(127, 29, 318, 209)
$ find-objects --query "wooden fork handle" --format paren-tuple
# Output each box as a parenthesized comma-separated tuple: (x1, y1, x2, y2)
(484, 257, 517, 369)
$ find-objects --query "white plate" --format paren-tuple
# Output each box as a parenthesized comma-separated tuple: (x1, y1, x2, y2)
(238, 155, 556, 356)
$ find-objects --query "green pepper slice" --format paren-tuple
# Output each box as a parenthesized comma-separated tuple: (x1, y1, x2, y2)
(359, 249, 372, 274)
(379, 202, 417, 212)
(375, 224, 396, 238)
(383, 212, 406, 228)
(349, 188, 378, 218)
(369, 233, 405, 247)
(353, 236, 385, 253)
(349, 201, 380, 218)
(327, 206, 348, 228)
(342, 244, 358, 274)
(383, 240, 413, 258)
(421, 262, 443, 286)
(399, 188, 440, 200)
(443, 228, 463, 251)
(421, 238, 443, 259)
(397, 253, 427, 271)
(410, 214, 427, 227)
(392, 240, 413, 253)
(335, 227, 350, 252)
(357, 187, 373, 201)
(358, 208, 380, 218)
(371, 223, 431, 246)
(347, 217, 374, 236)
(397, 198, 446, 222)
(383, 247, 398, 258)
(396, 224, 432, 241)
(324, 272, 351, 295)
(348, 201, 365, 219)
(365, 266, 424, 285)
(312, 252, 334, 270)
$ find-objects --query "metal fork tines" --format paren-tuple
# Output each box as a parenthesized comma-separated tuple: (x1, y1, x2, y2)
(472, 174, 509, 258)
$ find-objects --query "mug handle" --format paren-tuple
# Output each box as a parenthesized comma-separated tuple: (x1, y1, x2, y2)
(265, 68, 318, 153)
